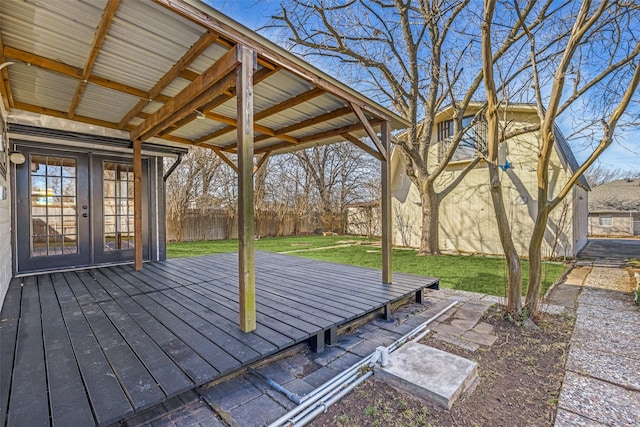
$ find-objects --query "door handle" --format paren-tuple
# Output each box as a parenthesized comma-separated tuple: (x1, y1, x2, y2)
(82, 213, 88, 218)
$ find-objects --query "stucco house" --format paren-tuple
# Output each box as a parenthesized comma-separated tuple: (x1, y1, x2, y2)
(391, 103, 590, 258)
(588, 178, 640, 237)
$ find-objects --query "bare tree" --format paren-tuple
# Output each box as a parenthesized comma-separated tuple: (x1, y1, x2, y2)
(275, 0, 567, 255)
(295, 142, 379, 233)
(165, 147, 224, 241)
(482, 0, 640, 316)
(584, 163, 640, 186)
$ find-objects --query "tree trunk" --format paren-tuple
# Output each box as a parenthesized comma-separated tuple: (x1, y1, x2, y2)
(525, 207, 549, 316)
(488, 163, 522, 313)
(418, 182, 441, 255)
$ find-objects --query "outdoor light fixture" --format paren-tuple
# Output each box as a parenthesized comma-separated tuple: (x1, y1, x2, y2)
(194, 110, 206, 120)
(8, 151, 26, 165)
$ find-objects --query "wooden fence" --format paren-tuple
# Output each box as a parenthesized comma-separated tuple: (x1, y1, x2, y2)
(167, 209, 347, 242)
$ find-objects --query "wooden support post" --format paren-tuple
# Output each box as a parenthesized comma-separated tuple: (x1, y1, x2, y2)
(237, 46, 257, 333)
(325, 326, 337, 347)
(383, 303, 392, 321)
(133, 139, 143, 271)
(381, 120, 392, 284)
(309, 331, 325, 353)
(416, 288, 425, 304)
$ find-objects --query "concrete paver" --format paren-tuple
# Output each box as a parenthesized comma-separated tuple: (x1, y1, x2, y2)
(555, 267, 640, 427)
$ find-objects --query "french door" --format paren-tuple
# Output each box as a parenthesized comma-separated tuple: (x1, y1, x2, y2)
(15, 146, 148, 274)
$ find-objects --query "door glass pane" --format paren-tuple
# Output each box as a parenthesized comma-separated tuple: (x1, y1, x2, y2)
(30, 155, 77, 257)
(103, 162, 135, 251)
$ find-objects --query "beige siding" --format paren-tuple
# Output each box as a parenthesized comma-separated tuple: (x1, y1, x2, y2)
(588, 212, 638, 237)
(391, 107, 585, 258)
(0, 167, 11, 311)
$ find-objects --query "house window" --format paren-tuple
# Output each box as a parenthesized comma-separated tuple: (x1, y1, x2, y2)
(598, 215, 613, 227)
(437, 116, 487, 162)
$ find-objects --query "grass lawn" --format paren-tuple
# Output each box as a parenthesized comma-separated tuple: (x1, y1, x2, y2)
(167, 236, 567, 297)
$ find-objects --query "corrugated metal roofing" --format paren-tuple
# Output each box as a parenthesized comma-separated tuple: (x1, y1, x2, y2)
(0, 0, 409, 157)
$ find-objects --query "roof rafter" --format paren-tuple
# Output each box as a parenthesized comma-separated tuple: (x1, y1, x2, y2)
(253, 106, 352, 144)
(69, 0, 120, 119)
(153, 0, 401, 125)
(161, 66, 280, 136)
(255, 118, 383, 155)
(3, 46, 172, 103)
(194, 86, 325, 143)
(131, 45, 242, 141)
(118, 29, 220, 129)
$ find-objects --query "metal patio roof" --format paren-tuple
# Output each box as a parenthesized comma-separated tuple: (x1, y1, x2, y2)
(0, 0, 409, 157)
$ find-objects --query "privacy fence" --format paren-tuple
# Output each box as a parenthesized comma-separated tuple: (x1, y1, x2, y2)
(167, 209, 348, 242)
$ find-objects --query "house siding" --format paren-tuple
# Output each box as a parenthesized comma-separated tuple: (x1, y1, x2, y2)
(589, 212, 639, 237)
(0, 166, 11, 311)
(391, 108, 586, 258)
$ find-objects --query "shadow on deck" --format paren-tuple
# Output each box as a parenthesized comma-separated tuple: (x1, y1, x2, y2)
(0, 251, 438, 426)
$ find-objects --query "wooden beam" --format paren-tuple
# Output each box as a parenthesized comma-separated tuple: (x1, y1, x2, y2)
(3, 46, 172, 104)
(166, 66, 280, 134)
(211, 147, 238, 173)
(381, 121, 392, 284)
(342, 133, 384, 161)
(0, 34, 14, 110)
(14, 101, 120, 129)
(254, 151, 271, 174)
(255, 106, 352, 144)
(118, 30, 219, 129)
(298, 118, 383, 144)
(131, 45, 242, 141)
(133, 139, 143, 271)
(197, 87, 325, 142)
(69, 0, 119, 118)
(193, 112, 298, 145)
(237, 46, 257, 332)
(153, 0, 401, 126)
(350, 102, 386, 160)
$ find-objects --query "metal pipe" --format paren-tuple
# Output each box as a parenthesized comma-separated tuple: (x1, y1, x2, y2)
(293, 371, 374, 427)
(267, 356, 375, 427)
(248, 367, 302, 404)
(163, 152, 183, 181)
(388, 300, 458, 353)
(299, 353, 375, 403)
(268, 301, 458, 427)
(288, 371, 362, 426)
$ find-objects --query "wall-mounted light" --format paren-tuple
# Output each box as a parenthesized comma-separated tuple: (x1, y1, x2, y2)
(9, 151, 26, 165)
(194, 110, 206, 120)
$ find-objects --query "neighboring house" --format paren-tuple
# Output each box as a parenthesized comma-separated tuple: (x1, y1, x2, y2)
(391, 103, 590, 258)
(347, 201, 381, 237)
(588, 179, 640, 237)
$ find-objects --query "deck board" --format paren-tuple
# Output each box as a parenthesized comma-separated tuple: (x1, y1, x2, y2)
(1, 252, 438, 426)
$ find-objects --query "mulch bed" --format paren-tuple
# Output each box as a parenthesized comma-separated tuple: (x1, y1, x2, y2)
(309, 307, 575, 427)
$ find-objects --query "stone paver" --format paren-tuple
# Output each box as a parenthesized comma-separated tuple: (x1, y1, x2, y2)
(126, 288, 499, 426)
(555, 266, 640, 427)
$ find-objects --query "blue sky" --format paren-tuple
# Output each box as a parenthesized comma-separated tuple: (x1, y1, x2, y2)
(202, 0, 639, 175)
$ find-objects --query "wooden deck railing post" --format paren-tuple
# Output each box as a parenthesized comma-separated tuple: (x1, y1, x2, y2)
(133, 138, 143, 271)
(381, 120, 392, 284)
(237, 45, 257, 332)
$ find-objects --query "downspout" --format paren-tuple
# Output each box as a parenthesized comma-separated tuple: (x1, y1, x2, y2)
(163, 153, 183, 182)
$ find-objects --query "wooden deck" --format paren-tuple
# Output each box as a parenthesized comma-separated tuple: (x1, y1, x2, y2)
(0, 252, 438, 427)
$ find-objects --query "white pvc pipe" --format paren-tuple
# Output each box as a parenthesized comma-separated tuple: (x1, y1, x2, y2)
(268, 300, 459, 427)
(293, 371, 374, 427)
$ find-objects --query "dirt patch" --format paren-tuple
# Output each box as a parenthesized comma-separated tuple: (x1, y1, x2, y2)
(309, 307, 575, 427)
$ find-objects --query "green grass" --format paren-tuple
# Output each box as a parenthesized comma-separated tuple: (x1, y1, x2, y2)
(167, 236, 567, 297)
(167, 235, 376, 257)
